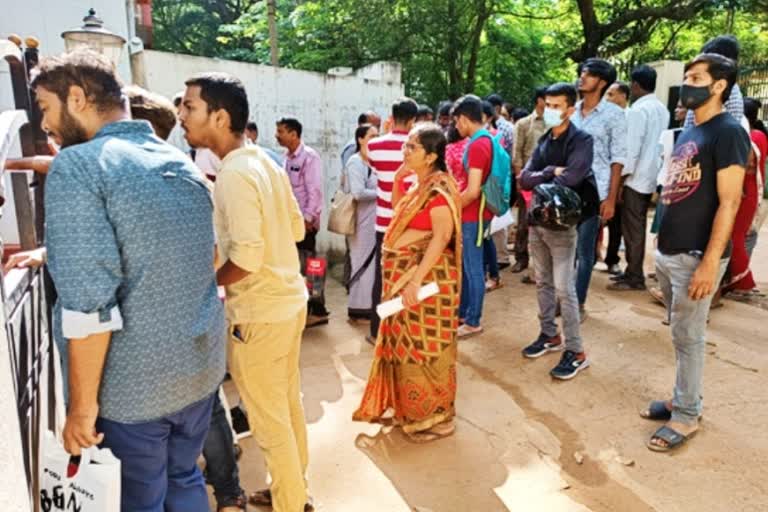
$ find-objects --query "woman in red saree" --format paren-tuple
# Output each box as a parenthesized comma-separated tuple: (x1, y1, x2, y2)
(353, 123, 462, 443)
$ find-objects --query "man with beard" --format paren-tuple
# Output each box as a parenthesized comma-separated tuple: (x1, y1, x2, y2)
(31, 50, 226, 511)
(571, 58, 627, 318)
(179, 72, 312, 512)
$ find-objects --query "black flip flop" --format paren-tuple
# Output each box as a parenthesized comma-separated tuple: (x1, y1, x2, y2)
(647, 425, 698, 452)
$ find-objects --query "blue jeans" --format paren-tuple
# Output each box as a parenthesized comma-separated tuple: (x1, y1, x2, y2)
(530, 225, 583, 353)
(655, 251, 729, 425)
(460, 221, 485, 327)
(576, 215, 600, 305)
(483, 236, 499, 279)
(203, 391, 243, 505)
(96, 393, 215, 512)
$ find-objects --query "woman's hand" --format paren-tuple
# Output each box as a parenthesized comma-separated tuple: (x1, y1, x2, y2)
(402, 281, 421, 308)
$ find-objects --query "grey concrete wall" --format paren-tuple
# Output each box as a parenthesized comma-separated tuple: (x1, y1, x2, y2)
(140, 50, 404, 255)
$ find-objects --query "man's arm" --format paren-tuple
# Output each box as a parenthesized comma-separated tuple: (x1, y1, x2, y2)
(214, 170, 264, 286)
(553, 133, 594, 188)
(688, 164, 745, 299)
(602, 110, 628, 221)
(304, 153, 323, 229)
(512, 118, 527, 175)
(519, 143, 556, 190)
(461, 137, 491, 207)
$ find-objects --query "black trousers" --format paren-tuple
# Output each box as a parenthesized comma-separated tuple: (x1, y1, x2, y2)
(297, 230, 330, 316)
(369, 232, 385, 338)
(513, 191, 529, 263)
(604, 202, 623, 267)
(621, 187, 653, 284)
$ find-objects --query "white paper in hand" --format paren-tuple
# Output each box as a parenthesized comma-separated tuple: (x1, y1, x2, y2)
(376, 282, 440, 319)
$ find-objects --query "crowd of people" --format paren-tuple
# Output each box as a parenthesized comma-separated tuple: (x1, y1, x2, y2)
(3, 31, 765, 512)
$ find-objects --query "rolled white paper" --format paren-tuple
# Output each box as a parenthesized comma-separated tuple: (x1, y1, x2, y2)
(376, 282, 440, 319)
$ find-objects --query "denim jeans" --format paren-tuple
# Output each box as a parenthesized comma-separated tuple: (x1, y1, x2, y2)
(655, 251, 729, 425)
(460, 222, 486, 327)
(203, 390, 243, 505)
(483, 236, 499, 279)
(530, 225, 583, 353)
(576, 215, 600, 305)
(96, 393, 215, 512)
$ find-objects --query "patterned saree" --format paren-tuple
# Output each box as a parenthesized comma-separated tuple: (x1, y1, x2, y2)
(353, 172, 463, 434)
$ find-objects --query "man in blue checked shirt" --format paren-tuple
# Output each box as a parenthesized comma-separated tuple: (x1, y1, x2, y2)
(571, 58, 628, 317)
(32, 50, 225, 512)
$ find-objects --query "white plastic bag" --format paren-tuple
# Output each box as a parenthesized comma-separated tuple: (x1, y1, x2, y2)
(490, 210, 515, 234)
(40, 432, 121, 512)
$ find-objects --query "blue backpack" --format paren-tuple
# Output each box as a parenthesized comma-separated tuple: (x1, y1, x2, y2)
(463, 129, 513, 244)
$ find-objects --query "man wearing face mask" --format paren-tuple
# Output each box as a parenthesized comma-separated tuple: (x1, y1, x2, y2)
(644, 53, 750, 452)
(571, 58, 627, 317)
(519, 83, 599, 380)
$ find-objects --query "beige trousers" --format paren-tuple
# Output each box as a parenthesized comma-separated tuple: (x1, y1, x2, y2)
(229, 306, 309, 512)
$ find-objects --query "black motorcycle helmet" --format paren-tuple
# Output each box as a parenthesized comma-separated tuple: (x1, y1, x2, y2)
(530, 183, 582, 230)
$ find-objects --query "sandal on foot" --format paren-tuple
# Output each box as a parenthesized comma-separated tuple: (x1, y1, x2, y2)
(640, 400, 672, 421)
(249, 489, 316, 511)
(457, 324, 483, 338)
(647, 425, 697, 452)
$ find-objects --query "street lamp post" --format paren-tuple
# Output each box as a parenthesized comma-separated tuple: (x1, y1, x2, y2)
(61, 8, 126, 67)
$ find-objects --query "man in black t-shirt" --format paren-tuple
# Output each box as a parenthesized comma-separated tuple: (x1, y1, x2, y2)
(645, 53, 750, 453)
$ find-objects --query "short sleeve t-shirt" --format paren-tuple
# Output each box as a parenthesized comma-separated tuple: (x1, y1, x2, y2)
(658, 113, 751, 257)
(462, 136, 494, 223)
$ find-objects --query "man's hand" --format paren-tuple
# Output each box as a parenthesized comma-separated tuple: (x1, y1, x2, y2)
(304, 219, 316, 233)
(689, 258, 720, 300)
(554, 167, 566, 177)
(4, 156, 54, 174)
(600, 199, 615, 222)
(3, 247, 47, 272)
(63, 405, 103, 456)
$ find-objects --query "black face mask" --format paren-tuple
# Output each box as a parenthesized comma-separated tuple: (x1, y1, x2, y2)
(679, 83, 713, 110)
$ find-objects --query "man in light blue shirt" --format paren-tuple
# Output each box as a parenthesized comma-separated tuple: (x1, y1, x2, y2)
(571, 58, 627, 312)
(33, 50, 225, 511)
(608, 65, 670, 291)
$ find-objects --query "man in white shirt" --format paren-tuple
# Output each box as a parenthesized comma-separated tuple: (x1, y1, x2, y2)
(608, 65, 670, 291)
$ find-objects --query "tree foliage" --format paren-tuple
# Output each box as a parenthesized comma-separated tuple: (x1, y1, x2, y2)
(152, 0, 768, 109)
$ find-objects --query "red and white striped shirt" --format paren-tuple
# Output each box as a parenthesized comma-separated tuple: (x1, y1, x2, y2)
(368, 130, 409, 233)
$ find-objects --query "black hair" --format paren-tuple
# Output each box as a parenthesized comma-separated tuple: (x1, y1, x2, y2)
(451, 94, 484, 123)
(630, 65, 657, 93)
(276, 117, 303, 138)
(445, 121, 463, 144)
(357, 112, 369, 125)
(185, 72, 249, 133)
(246, 121, 258, 133)
(744, 97, 768, 138)
(486, 93, 504, 108)
(416, 104, 434, 118)
(579, 58, 617, 97)
(412, 123, 447, 172)
(684, 53, 738, 103)
(481, 100, 495, 119)
(612, 81, 631, 99)
(437, 101, 453, 116)
(512, 108, 530, 122)
(545, 82, 578, 107)
(391, 97, 419, 124)
(354, 123, 375, 153)
(702, 35, 740, 62)
(533, 86, 548, 103)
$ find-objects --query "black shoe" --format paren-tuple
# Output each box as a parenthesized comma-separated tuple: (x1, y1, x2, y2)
(607, 280, 646, 291)
(606, 263, 622, 275)
(550, 350, 590, 380)
(217, 492, 247, 511)
(522, 333, 564, 359)
(511, 260, 529, 273)
(610, 272, 628, 281)
(521, 274, 535, 285)
(498, 262, 511, 271)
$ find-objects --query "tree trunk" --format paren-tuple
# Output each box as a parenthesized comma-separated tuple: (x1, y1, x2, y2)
(267, 0, 279, 67)
(464, 3, 491, 93)
(445, 0, 463, 99)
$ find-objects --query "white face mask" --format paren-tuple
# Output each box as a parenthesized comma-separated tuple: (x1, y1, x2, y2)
(543, 107, 565, 129)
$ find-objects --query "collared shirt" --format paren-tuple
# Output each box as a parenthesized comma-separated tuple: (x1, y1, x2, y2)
(368, 130, 409, 232)
(495, 116, 515, 156)
(284, 142, 323, 229)
(623, 94, 671, 194)
(45, 120, 226, 423)
(571, 98, 627, 200)
(684, 83, 744, 128)
(215, 145, 308, 325)
(513, 111, 547, 169)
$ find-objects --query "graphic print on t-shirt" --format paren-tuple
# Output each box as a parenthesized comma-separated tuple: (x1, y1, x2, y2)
(661, 141, 701, 205)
